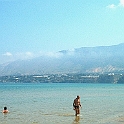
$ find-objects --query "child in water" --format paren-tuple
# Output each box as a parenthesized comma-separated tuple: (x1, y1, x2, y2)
(2, 107, 9, 113)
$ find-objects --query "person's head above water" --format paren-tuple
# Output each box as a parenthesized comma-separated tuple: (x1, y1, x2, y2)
(4, 107, 7, 110)
(77, 95, 80, 99)
(2, 106, 9, 113)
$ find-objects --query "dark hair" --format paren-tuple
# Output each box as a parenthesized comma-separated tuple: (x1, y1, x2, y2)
(4, 107, 7, 110)
(77, 95, 80, 98)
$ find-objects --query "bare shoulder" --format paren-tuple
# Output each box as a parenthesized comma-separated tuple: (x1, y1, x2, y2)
(2, 110, 9, 113)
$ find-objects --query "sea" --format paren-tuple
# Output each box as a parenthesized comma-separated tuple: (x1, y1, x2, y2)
(0, 83, 124, 124)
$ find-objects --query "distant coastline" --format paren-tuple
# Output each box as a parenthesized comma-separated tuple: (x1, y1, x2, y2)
(0, 73, 124, 84)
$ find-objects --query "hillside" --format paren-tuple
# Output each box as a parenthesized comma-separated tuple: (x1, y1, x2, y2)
(0, 43, 124, 76)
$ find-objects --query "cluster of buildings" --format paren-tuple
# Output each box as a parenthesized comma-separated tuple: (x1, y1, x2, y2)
(0, 73, 124, 84)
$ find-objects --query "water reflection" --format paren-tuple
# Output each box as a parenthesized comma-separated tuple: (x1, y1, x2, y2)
(3, 112, 8, 118)
(1, 113, 8, 124)
(72, 116, 80, 124)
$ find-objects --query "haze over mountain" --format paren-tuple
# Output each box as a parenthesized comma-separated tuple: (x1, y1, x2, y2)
(1, 43, 124, 76)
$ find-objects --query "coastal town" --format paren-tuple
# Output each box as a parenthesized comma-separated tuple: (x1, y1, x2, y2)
(0, 73, 124, 84)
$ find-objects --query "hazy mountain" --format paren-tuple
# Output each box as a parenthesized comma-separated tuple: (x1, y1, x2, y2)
(1, 43, 124, 76)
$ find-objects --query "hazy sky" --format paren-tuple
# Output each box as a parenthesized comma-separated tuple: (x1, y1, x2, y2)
(0, 0, 124, 63)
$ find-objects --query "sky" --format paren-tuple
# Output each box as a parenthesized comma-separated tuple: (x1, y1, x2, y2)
(0, 0, 124, 64)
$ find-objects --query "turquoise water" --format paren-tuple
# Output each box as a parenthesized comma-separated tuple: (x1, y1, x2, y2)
(0, 83, 124, 124)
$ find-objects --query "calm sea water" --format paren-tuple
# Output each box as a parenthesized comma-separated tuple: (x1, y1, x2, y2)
(0, 83, 124, 124)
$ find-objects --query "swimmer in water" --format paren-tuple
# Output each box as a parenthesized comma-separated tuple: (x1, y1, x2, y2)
(2, 107, 9, 113)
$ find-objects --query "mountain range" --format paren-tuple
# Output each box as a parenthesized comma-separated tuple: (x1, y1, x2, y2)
(1, 43, 124, 76)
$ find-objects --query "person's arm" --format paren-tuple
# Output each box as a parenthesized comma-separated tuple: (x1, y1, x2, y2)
(80, 104, 82, 107)
(78, 99, 82, 107)
(79, 102, 82, 108)
(73, 100, 75, 110)
(73, 102, 75, 107)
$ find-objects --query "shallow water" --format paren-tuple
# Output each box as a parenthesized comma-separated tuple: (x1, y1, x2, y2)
(0, 83, 124, 124)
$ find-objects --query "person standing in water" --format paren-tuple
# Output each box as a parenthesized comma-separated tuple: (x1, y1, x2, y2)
(73, 95, 82, 116)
